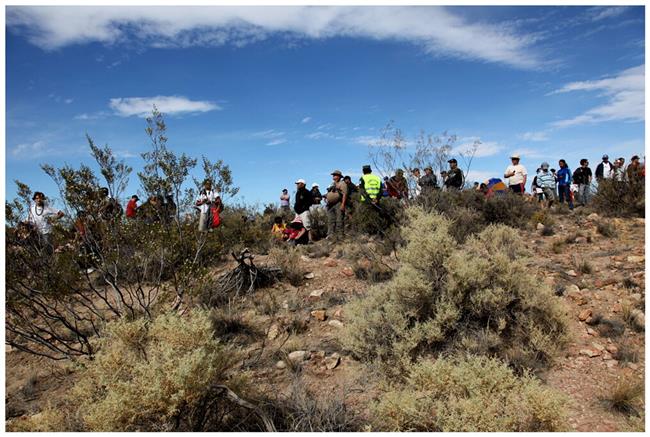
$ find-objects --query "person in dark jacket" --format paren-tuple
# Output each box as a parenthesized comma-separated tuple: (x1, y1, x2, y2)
(595, 154, 614, 181)
(310, 183, 323, 205)
(556, 159, 573, 210)
(293, 178, 313, 241)
(419, 166, 439, 194)
(572, 159, 592, 206)
(444, 159, 464, 190)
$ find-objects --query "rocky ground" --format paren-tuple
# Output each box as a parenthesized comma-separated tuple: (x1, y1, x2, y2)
(5, 210, 645, 431)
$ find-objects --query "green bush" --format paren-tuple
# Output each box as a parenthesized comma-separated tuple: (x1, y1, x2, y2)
(341, 208, 568, 374)
(372, 355, 568, 431)
(18, 310, 258, 432)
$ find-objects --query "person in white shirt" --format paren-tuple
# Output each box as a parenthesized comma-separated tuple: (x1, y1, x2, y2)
(409, 168, 422, 198)
(504, 154, 528, 194)
(28, 191, 64, 247)
(196, 180, 221, 232)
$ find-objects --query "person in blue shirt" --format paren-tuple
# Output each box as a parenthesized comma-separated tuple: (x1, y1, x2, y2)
(556, 159, 573, 210)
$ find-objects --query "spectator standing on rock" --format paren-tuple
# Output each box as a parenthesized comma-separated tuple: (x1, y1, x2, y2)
(293, 178, 313, 241)
(504, 154, 527, 194)
(595, 154, 614, 181)
(556, 159, 573, 210)
(572, 159, 592, 207)
(28, 191, 64, 250)
(325, 170, 348, 240)
(444, 159, 464, 190)
(280, 189, 290, 212)
(418, 166, 439, 194)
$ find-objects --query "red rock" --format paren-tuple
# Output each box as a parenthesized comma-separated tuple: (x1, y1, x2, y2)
(310, 309, 327, 321)
(612, 303, 622, 313)
(341, 267, 354, 277)
(606, 344, 618, 354)
(323, 259, 338, 267)
(579, 349, 601, 358)
(594, 278, 618, 288)
(578, 309, 592, 321)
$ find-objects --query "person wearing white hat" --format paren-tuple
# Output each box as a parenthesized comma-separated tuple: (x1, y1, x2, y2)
(504, 154, 528, 194)
(293, 179, 313, 240)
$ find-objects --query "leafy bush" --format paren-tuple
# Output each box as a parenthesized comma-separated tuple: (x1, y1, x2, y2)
(348, 197, 404, 237)
(372, 355, 568, 432)
(341, 208, 568, 374)
(592, 178, 644, 218)
(15, 310, 269, 432)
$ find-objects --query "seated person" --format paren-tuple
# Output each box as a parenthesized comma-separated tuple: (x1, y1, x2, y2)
(284, 216, 309, 245)
(271, 216, 286, 239)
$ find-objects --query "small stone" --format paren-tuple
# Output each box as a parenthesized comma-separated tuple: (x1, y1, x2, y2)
(325, 353, 341, 370)
(323, 259, 338, 267)
(602, 352, 613, 361)
(566, 270, 578, 277)
(578, 309, 592, 321)
(311, 309, 327, 321)
(267, 324, 280, 340)
(341, 267, 354, 277)
(587, 213, 600, 220)
(281, 300, 289, 310)
(328, 319, 344, 328)
(276, 360, 287, 369)
(606, 360, 618, 368)
(606, 344, 618, 354)
(592, 342, 605, 352)
(288, 350, 311, 362)
(301, 255, 311, 262)
(595, 278, 618, 288)
(314, 350, 326, 359)
(579, 349, 601, 358)
(536, 223, 545, 231)
(586, 327, 598, 336)
(630, 293, 642, 301)
(309, 289, 326, 299)
(304, 272, 315, 279)
(627, 255, 645, 264)
(612, 303, 622, 313)
(333, 308, 343, 318)
(575, 237, 587, 244)
(628, 363, 639, 370)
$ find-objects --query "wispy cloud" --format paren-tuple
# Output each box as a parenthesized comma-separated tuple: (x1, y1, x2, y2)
(11, 140, 50, 158)
(301, 116, 312, 124)
(74, 111, 108, 120)
(253, 129, 285, 139)
(587, 6, 629, 22)
(549, 64, 644, 128)
(453, 139, 504, 158)
(6, 6, 546, 69)
(510, 147, 546, 160)
(266, 138, 287, 146)
(517, 131, 548, 142)
(109, 96, 220, 117)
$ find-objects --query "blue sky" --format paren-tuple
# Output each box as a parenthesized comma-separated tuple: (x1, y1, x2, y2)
(5, 5, 645, 209)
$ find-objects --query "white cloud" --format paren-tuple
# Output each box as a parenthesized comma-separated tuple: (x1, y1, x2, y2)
(301, 116, 312, 124)
(353, 135, 380, 146)
(587, 7, 629, 21)
(11, 140, 50, 157)
(518, 131, 548, 142)
(6, 6, 544, 69)
(109, 96, 220, 117)
(550, 64, 644, 128)
(64, 98, 73, 104)
(74, 111, 108, 120)
(253, 129, 285, 139)
(306, 131, 330, 140)
(464, 170, 497, 184)
(266, 138, 287, 146)
(453, 140, 504, 158)
(510, 147, 546, 160)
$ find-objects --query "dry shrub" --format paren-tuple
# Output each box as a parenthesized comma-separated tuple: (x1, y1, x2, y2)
(551, 240, 566, 254)
(531, 209, 555, 228)
(268, 246, 306, 286)
(597, 220, 616, 237)
(372, 355, 568, 432)
(20, 310, 258, 431)
(592, 178, 644, 218)
(341, 208, 568, 374)
(603, 380, 644, 416)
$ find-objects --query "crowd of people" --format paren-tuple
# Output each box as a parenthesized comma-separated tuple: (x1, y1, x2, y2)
(16, 152, 645, 251)
(273, 153, 645, 245)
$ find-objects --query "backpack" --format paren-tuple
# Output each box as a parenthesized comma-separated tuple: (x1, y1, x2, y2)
(210, 204, 221, 228)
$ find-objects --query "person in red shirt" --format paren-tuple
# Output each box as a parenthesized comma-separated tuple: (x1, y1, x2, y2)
(126, 195, 139, 218)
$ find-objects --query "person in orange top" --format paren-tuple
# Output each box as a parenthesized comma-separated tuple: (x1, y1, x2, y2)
(271, 216, 286, 240)
(125, 195, 139, 218)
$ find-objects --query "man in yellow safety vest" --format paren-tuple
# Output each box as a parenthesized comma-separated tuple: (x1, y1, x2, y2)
(359, 165, 382, 204)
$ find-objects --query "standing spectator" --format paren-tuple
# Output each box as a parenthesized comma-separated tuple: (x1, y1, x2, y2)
(325, 170, 348, 240)
(310, 183, 323, 205)
(410, 168, 422, 198)
(98, 187, 123, 221)
(572, 159, 592, 206)
(614, 157, 626, 181)
(359, 165, 382, 203)
(444, 159, 464, 190)
(595, 154, 614, 181)
(627, 155, 643, 181)
(419, 166, 438, 194)
(280, 189, 291, 212)
(293, 178, 313, 241)
(550, 168, 559, 199)
(125, 195, 139, 219)
(28, 191, 64, 249)
(164, 194, 177, 223)
(381, 177, 390, 197)
(536, 162, 556, 207)
(504, 154, 527, 194)
(531, 168, 542, 202)
(196, 180, 220, 232)
(556, 159, 573, 210)
(387, 169, 409, 199)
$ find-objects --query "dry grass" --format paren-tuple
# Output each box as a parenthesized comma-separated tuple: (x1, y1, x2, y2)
(602, 380, 644, 417)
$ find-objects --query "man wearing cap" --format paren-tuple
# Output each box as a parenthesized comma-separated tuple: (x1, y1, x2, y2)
(28, 191, 65, 250)
(572, 159, 592, 206)
(536, 162, 556, 207)
(627, 155, 643, 182)
(504, 154, 527, 194)
(293, 179, 313, 240)
(595, 154, 614, 181)
(310, 183, 323, 206)
(359, 165, 382, 203)
(444, 159, 464, 190)
(325, 170, 348, 239)
(418, 166, 439, 194)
